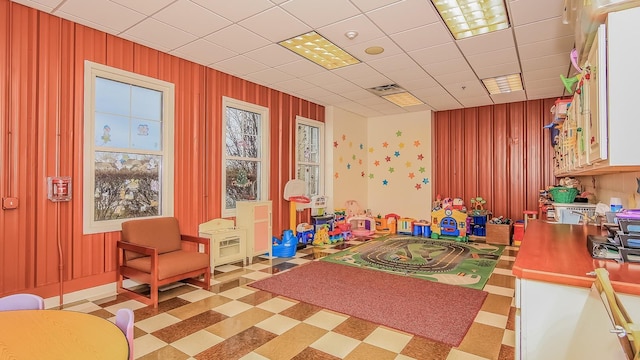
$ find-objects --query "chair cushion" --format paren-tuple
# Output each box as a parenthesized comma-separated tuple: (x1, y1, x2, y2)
(122, 217, 182, 260)
(125, 250, 210, 281)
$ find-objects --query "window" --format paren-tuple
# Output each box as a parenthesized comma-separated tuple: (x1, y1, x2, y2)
(83, 61, 175, 234)
(296, 116, 324, 197)
(222, 97, 270, 217)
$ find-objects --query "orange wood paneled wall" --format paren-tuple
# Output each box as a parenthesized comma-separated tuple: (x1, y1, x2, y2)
(432, 100, 557, 222)
(0, 1, 323, 297)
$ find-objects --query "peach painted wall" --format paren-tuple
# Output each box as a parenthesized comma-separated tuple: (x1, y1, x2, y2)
(0, 1, 323, 298)
(367, 111, 432, 220)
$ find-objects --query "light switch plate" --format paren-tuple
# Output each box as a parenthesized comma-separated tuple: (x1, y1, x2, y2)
(2, 197, 18, 209)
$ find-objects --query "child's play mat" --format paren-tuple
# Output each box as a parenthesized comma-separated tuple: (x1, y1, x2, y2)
(321, 236, 504, 290)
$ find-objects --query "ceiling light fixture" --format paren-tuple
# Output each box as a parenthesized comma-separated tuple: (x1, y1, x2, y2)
(345, 31, 358, 40)
(482, 73, 523, 95)
(367, 84, 424, 107)
(279, 31, 360, 70)
(432, 0, 510, 40)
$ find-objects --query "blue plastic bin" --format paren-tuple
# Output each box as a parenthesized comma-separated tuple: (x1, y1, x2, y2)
(272, 230, 297, 258)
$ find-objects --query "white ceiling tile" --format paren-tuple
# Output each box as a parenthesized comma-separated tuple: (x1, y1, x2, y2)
(244, 44, 301, 68)
(410, 42, 464, 67)
(171, 39, 236, 65)
(302, 71, 349, 87)
(522, 65, 569, 84)
(296, 86, 337, 99)
(55, 11, 122, 35)
(122, 18, 197, 51)
(348, 0, 403, 13)
(425, 93, 463, 111)
(274, 60, 324, 78)
(514, 16, 573, 45)
(456, 29, 515, 55)
(238, 6, 311, 42)
(270, 78, 316, 92)
(330, 81, 368, 94)
(490, 91, 527, 104)
(509, 0, 565, 26)
(474, 62, 522, 79)
(466, 47, 519, 69)
(443, 80, 487, 98)
(412, 86, 450, 99)
(459, 95, 494, 108)
(281, 0, 360, 28)
(366, 0, 440, 35)
(522, 77, 563, 91)
(518, 35, 574, 60)
(526, 86, 564, 100)
(332, 64, 391, 89)
(118, 33, 172, 53)
(245, 67, 295, 85)
(341, 88, 377, 101)
(153, 0, 231, 37)
(521, 53, 569, 72)
(110, 0, 175, 16)
(367, 53, 418, 74)
(433, 69, 477, 84)
(171, 39, 236, 66)
(210, 55, 269, 76)
(317, 15, 386, 48)
(56, 0, 145, 33)
(423, 58, 471, 76)
(390, 22, 453, 52)
(399, 76, 440, 91)
(191, 0, 274, 22)
(204, 25, 270, 54)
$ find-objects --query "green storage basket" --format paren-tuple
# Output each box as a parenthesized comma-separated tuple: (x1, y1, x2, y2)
(550, 187, 578, 203)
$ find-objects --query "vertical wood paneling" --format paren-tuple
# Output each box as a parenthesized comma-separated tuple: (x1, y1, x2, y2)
(433, 101, 557, 221)
(0, 0, 10, 293)
(463, 108, 478, 202)
(477, 106, 494, 207)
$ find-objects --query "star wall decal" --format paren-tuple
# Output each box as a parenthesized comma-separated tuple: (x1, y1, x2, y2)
(369, 147, 374, 153)
(369, 173, 374, 179)
(423, 178, 429, 184)
(382, 179, 388, 185)
(361, 171, 365, 177)
(418, 166, 425, 173)
(396, 130, 402, 137)
(349, 141, 353, 147)
(359, 143, 363, 149)
(394, 151, 400, 157)
(398, 142, 405, 149)
(417, 154, 424, 160)
(405, 161, 412, 167)
(347, 163, 351, 169)
(352, 154, 356, 160)
(339, 156, 343, 163)
(333, 141, 338, 148)
(382, 141, 389, 148)
(335, 172, 339, 178)
(415, 183, 422, 190)
(385, 156, 391, 162)
(389, 167, 395, 173)
(414, 140, 421, 147)
(408, 172, 415, 179)
(374, 160, 380, 166)
(358, 159, 363, 165)
(342, 134, 346, 141)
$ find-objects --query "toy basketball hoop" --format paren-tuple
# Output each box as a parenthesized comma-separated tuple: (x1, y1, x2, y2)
(284, 180, 310, 234)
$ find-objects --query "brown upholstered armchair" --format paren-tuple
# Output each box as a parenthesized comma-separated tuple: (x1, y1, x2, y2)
(116, 217, 211, 308)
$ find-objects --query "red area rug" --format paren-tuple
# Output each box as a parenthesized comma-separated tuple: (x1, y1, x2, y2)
(249, 261, 487, 346)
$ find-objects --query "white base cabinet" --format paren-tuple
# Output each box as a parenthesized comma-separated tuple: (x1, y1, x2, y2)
(235, 200, 272, 264)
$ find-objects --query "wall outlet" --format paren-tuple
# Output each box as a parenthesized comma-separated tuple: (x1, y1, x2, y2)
(2, 197, 18, 209)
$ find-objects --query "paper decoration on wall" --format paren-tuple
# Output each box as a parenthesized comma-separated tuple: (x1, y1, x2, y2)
(408, 173, 415, 179)
(423, 178, 429, 184)
(414, 140, 421, 147)
(399, 142, 405, 148)
(374, 160, 380, 166)
(333, 141, 338, 147)
(369, 147, 374, 153)
(368, 174, 374, 179)
(419, 167, 425, 173)
(388, 167, 395, 173)
(383, 142, 389, 147)
(417, 154, 424, 160)
(396, 130, 402, 136)
(415, 184, 422, 190)
(361, 171, 365, 177)
(405, 161, 412, 167)
(383, 179, 388, 185)
(385, 156, 391, 162)
(359, 144, 363, 149)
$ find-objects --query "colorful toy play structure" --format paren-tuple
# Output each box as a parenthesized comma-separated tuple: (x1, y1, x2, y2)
(283, 179, 310, 236)
(430, 208, 468, 242)
(348, 216, 376, 237)
(375, 213, 399, 235)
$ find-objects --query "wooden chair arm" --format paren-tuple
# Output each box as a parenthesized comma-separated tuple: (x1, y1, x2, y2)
(180, 235, 210, 255)
(117, 241, 157, 256)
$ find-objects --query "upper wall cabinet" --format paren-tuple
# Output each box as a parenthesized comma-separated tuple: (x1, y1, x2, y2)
(554, 7, 640, 177)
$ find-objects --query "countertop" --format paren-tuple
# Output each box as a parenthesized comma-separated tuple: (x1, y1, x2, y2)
(512, 220, 640, 295)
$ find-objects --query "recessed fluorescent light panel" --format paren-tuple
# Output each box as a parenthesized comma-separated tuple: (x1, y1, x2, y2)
(367, 84, 424, 107)
(432, 0, 510, 40)
(482, 74, 523, 95)
(279, 31, 360, 70)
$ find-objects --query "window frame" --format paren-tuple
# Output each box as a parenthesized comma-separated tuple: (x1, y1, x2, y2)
(221, 96, 270, 218)
(83, 60, 175, 234)
(295, 116, 324, 197)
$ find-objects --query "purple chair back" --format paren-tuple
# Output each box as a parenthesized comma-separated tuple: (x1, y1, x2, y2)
(0, 293, 44, 311)
(115, 308, 135, 360)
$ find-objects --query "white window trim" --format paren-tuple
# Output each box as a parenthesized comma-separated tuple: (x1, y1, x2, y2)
(295, 116, 324, 197)
(83, 60, 175, 234)
(221, 96, 270, 218)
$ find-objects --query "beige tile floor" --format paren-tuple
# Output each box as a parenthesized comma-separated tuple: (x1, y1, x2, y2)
(63, 238, 518, 360)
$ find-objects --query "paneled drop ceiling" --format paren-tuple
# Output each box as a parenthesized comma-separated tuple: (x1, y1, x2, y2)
(11, 0, 575, 117)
